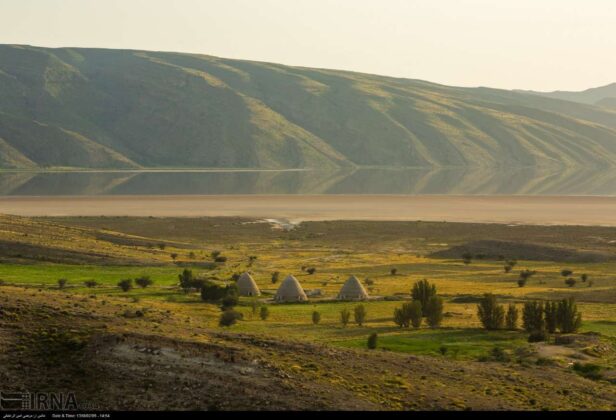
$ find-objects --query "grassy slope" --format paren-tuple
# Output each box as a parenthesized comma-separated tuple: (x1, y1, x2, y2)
(2, 44, 616, 170)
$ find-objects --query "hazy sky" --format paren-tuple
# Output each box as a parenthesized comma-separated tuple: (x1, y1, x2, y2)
(1, 0, 615, 91)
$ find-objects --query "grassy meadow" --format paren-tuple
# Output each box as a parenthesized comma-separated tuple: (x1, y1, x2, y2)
(1, 214, 615, 365)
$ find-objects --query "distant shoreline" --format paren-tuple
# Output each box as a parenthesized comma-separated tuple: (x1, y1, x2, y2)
(2, 194, 616, 226)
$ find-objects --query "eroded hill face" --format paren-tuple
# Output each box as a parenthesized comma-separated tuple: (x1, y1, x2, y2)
(2, 45, 616, 170)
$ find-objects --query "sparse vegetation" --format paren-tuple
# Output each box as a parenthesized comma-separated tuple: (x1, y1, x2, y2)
(367, 333, 378, 350)
(118, 279, 133, 292)
(135, 276, 154, 288)
(340, 308, 351, 327)
(219, 310, 243, 327)
(354, 304, 367, 327)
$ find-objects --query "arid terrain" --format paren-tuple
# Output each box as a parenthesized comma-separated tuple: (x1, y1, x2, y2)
(2, 195, 616, 226)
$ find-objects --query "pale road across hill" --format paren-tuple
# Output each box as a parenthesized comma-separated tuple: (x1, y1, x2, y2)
(2, 195, 616, 226)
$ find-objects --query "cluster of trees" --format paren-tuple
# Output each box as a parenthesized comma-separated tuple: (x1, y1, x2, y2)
(338, 305, 367, 327)
(477, 294, 582, 337)
(393, 279, 444, 329)
(116, 276, 155, 292)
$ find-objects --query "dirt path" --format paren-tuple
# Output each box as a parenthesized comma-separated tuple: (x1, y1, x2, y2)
(2, 195, 616, 226)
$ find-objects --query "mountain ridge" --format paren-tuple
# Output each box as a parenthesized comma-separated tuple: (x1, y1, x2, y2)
(1, 44, 616, 170)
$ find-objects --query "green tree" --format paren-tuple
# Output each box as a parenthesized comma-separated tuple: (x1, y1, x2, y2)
(522, 301, 545, 333)
(340, 308, 351, 327)
(260, 306, 270, 321)
(581, 273, 588, 283)
(118, 279, 133, 292)
(409, 300, 423, 328)
(544, 301, 558, 334)
(425, 296, 444, 328)
(505, 304, 519, 330)
(411, 279, 437, 310)
(84, 280, 98, 288)
(565, 278, 576, 288)
(219, 310, 242, 327)
(477, 294, 505, 330)
(312, 311, 321, 325)
(271, 271, 280, 284)
(390, 268, 398, 276)
(178, 269, 195, 293)
(354, 304, 367, 326)
(135, 276, 153, 288)
(561, 269, 573, 278)
(367, 333, 378, 350)
(221, 284, 239, 309)
(557, 298, 582, 333)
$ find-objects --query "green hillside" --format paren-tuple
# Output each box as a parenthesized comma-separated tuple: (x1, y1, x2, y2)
(519, 83, 616, 107)
(2, 44, 616, 170)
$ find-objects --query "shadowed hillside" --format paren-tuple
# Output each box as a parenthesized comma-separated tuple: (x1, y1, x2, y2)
(2, 44, 616, 170)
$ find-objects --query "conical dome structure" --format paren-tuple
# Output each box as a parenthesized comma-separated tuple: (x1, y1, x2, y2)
(337, 275, 369, 301)
(274, 275, 308, 302)
(237, 272, 261, 297)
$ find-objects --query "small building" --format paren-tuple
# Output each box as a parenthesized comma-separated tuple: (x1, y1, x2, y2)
(237, 272, 261, 297)
(337, 275, 369, 301)
(274, 275, 308, 302)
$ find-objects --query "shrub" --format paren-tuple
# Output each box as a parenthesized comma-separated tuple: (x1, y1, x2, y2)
(517, 278, 527, 288)
(565, 278, 576, 288)
(354, 304, 367, 326)
(219, 310, 243, 327)
(135, 276, 153, 288)
(84, 280, 98, 288)
(544, 301, 558, 334)
(572, 363, 603, 380)
(221, 284, 239, 309)
(178, 269, 196, 292)
(519, 269, 537, 282)
(580, 273, 588, 283)
(306, 267, 316, 275)
(557, 298, 582, 333)
(260, 306, 269, 321)
(477, 294, 505, 330)
(411, 279, 437, 310)
(505, 304, 519, 330)
(462, 253, 472, 265)
(561, 269, 573, 278)
(211, 250, 221, 260)
(364, 278, 374, 286)
(367, 333, 378, 350)
(158, 243, 166, 250)
(504, 265, 513, 273)
(170, 253, 178, 261)
(271, 271, 280, 284)
(188, 251, 196, 259)
(118, 279, 133, 292)
(214, 256, 228, 263)
(312, 311, 321, 325)
(57, 279, 68, 289)
(439, 345, 448, 356)
(390, 268, 398, 276)
(231, 273, 241, 282)
(528, 330, 549, 343)
(340, 308, 351, 327)
(522, 301, 544, 333)
(490, 346, 510, 362)
(425, 296, 444, 328)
